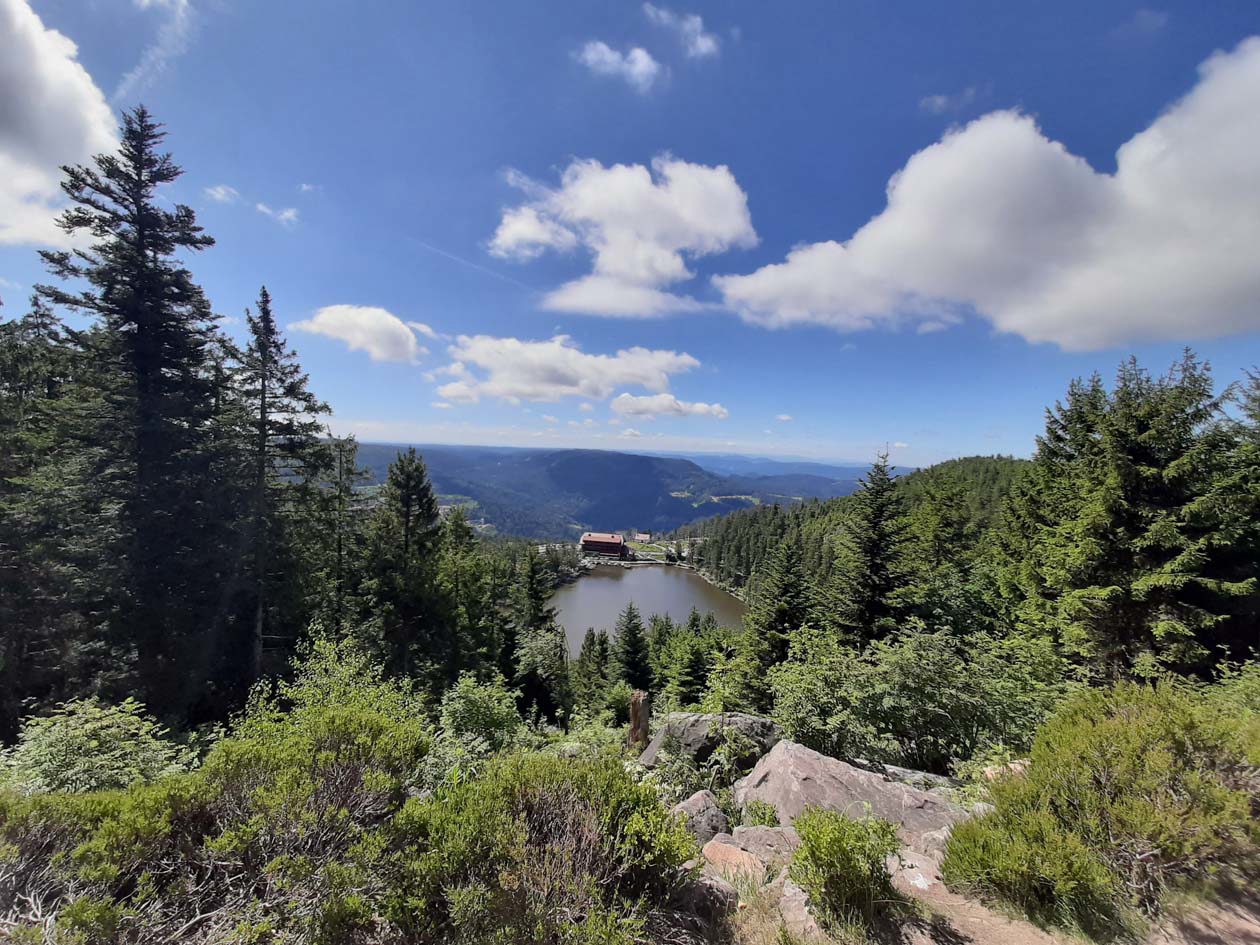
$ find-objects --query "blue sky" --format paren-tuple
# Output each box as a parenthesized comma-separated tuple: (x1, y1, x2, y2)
(3, 1, 1260, 465)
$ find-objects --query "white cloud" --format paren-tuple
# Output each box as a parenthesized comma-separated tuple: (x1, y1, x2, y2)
(775, 414, 793, 422)
(204, 184, 239, 203)
(715, 39, 1260, 350)
(299, 182, 321, 193)
(432, 401, 453, 409)
(610, 392, 728, 420)
(542, 414, 558, 424)
(114, 0, 195, 102)
(256, 203, 299, 226)
(406, 320, 441, 340)
(576, 41, 662, 93)
(491, 155, 756, 316)
(436, 334, 699, 404)
(892, 441, 909, 449)
(0, 0, 118, 247)
(291, 305, 429, 363)
(620, 427, 644, 438)
(643, 3, 720, 58)
(579, 403, 594, 413)
(919, 86, 978, 115)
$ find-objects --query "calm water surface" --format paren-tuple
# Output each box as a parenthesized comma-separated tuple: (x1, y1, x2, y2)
(551, 564, 746, 654)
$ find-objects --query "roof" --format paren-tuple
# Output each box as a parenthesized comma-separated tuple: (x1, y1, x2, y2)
(581, 532, 624, 543)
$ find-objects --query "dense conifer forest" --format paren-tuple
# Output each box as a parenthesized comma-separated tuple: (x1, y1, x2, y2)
(1, 109, 1258, 944)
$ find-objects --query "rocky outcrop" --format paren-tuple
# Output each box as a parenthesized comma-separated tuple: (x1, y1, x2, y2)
(639, 712, 781, 770)
(672, 790, 730, 844)
(732, 740, 969, 854)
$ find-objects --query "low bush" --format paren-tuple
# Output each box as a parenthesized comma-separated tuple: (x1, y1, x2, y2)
(742, 799, 780, 827)
(0, 698, 194, 794)
(942, 679, 1259, 938)
(769, 627, 1068, 774)
(788, 807, 901, 932)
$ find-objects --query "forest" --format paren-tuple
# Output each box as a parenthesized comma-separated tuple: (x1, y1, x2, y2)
(1, 109, 1258, 944)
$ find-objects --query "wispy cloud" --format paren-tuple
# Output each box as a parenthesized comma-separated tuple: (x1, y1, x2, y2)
(256, 202, 299, 226)
(919, 85, 979, 115)
(204, 184, 239, 203)
(113, 0, 195, 102)
(576, 41, 663, 93)
(643, 3, 719, 58)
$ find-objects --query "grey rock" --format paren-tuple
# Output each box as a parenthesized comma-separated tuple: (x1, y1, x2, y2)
(639, 712, 782, 770)
(732, 740, 970, 854)
(777, 875, 826, 941)
(702, 837, 767, 885)
(730, 824, 800, 869)
(917, 826, 953, 864)
(880, 763, 958, 791)
(672, 789, 730, 844)
(680, 873, 740, 919)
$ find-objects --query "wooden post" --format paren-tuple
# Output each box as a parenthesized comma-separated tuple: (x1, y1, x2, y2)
(628, 689, 650, 750)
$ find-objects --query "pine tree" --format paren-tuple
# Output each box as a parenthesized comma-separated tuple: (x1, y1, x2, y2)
(744, 529, 814, 667)
(821, 451, 910, 643)
(613, 601, 652, 691)
(572, 628, 610, 714)
(35, 107, 227, 721)
(436, 507, 498, 676)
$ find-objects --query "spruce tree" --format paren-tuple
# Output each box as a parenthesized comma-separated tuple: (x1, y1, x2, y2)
(363, 448, 443, 680)
(613, 601, 652, 692)
(239, 286, 329, 682)
(35, 107, 226, 720)
(744, 529, 814, 666)
(821, 451, 910, 643)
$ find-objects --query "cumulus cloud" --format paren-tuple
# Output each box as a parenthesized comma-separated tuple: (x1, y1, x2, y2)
(643, 3, 719, 58)
(435, 334, 699, 404)
(620, 428, 644, 438)
(406, 321, 441, 340)
(291, 305, 429, 363)
(204, 184, 239, 203)
(576, 41, 662, 93)
(114, 0, 195, 102)
(256, 203, 299, 225)
(611, 392, 728, 420)
(775, 414, 793, 422)
(715, 39, 1260, 350)
(491, 155, 756, 316)
(0, 0, 117, 247)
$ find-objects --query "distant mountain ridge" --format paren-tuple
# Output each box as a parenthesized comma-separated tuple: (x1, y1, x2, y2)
(353, 443, 866, 539)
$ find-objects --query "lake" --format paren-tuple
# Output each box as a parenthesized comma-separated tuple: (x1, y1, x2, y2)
(551, 564, 747, 653)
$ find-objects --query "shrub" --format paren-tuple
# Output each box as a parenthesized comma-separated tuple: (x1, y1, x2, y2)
(438, 672, 523, 751)
(386, 751, 699, 943)
(942, 680, 1258, 936)
(0, 698, 194, 794)
(770, 627, 1069, 773)
(742, 798, 780, 827)
(788, 807, 901, 931)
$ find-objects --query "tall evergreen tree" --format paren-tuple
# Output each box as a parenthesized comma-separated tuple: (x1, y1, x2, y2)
(997, 354, 1254, 675)
(239, 286, 329, 682)
(362, 448, 442, 681)
(35, 106, 227, 721)
(744, 529, 814, 666)
(613, 602, 652, 692)
(821, 451, 910, 643)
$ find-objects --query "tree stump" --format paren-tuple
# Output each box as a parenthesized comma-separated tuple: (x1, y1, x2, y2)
(628, 689, 650, 750)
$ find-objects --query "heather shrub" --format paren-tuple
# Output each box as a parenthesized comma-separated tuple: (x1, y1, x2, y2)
(788, 808, 901, 932)
(942, 680, 1258, 937)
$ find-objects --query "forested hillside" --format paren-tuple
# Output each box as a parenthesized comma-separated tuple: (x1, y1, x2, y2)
(1, 110, 1259, 944)
(353, 443, 861, 538)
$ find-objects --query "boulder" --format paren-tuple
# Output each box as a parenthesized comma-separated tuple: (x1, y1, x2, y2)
(879, 763, 958, 792)
(702, 836, 767, 885)
(639, 712, 781, 770)
(678, 873, 739, 919)
(732, 740, 969, 854)
(730, 825, 800, 869)
(776, 874, 826, 941)
(672, 790, 730, 844)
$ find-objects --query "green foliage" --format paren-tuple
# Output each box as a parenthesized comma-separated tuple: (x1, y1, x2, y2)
(439, 672, 523, 751)
(742, 799, 780, 827)
(0, 698, 193, 794)
(386, 751, 699, 943)
(770, 627, 1068, 773)
(613, 602, 652, 692)
(942, 680, 1258, 934)
(789, 808, 901, 930)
